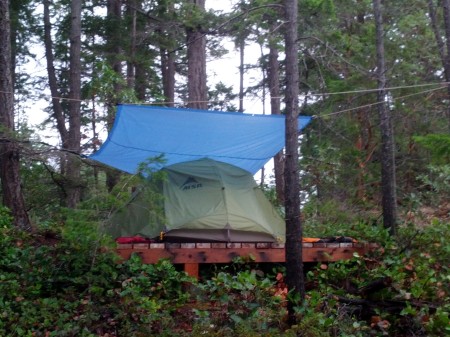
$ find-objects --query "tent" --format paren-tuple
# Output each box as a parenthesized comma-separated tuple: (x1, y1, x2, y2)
(107, 158, 285, 243)
(90, 105, 312, 243)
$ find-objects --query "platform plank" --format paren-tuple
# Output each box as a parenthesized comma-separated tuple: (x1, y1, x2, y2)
(116, 242, 375, 277)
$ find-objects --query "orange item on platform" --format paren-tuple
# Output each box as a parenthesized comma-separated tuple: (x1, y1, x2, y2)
(302, 237, 321, 243)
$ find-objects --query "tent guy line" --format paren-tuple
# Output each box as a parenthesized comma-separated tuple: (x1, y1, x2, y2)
(315, 86, 445, 119)
(4, 79, 447, 106)
(272, 80, 450, 98)
(5, 85, 442, 162)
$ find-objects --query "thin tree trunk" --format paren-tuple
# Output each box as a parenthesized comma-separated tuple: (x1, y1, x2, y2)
(44, 0, 83, 206)
(105, 0, 123, 192)
(268, 33, 285, 205)
(43, 0, 68, 195)
(283, 0, 305, 323)
(91, 97, 99, 185)
(259, 42, 267, 186)
(43, 0, 68, 144)
(128, 0, 149, 101)
(373, 0, 397, 235)
(126, 0, 137, 89)
(161, 48, 175, 106)
(157, 1, 176, 106)
(187, 0, 207, 109)
(65, 0, 83, 208)
(428, 0, 450, 128)
(0, 0, 32, 230)
(239, 39, 245, 112)
(442, 0, 450, 127)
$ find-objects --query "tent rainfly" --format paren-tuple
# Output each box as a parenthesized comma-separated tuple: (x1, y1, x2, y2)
(89, 104, 311, 175)
(90, 105, 312, 243)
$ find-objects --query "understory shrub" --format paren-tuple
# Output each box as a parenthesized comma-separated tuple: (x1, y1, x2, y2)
(0, 220, 193, 337)
(0, 214, 448, 336)
(303, 220, 450, 336)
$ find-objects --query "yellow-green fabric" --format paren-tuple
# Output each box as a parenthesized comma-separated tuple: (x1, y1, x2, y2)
(107, 158, 285, 242)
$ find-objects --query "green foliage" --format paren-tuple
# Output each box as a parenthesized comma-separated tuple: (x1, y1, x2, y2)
(0, 220, 193, 336)
(302, 198, 388, 243)
(208, 81, 238, 111)
(88, 62, 139, 105)
(1, 218, 449, 336)
(414, 133, 450, 165)
(195, 268, 286, 333)
(72, 156, 168, 238)
(0, 206, 13, 228)
(20, 160, 62, 219)
(416, 164, 450, 205)
(303, 220, 450, 336)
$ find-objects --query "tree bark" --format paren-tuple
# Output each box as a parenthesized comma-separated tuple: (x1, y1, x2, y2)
(187, 0, 207, 109)
(106, 0, 123, 124)
(283, 0, 305, 323)
(428, 0, 450, 129)
(153, 1, 176, 105)
(442, 0, 450, 128)
(43, 0, 68, 144)
(268, 32, 285, 205)
(65, 0, 83, 208)
(238, 39, 245, 112)
(126, 0, 137, 90)
(104, 0, 123, 192)
(43, 0, 83, 206)
(161, 48, 175, 106)
(0, 0, 32, 230)
(373, 0, 397, 235)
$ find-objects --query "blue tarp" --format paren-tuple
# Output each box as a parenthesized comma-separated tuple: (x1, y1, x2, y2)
(89, 104, 311, 174)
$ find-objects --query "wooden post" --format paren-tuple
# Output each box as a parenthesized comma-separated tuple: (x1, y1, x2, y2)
(184, 263, 199, 279)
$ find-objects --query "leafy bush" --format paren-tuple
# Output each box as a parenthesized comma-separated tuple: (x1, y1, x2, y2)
(303, 220, 450, 336)
(195, 268, 286, 332)
(1, 213, 448, 336)
(416, 164, 450, 205)
(0, 206, 13, 228)
(414, 133, 450, 165)
(0, 219, 193, 336)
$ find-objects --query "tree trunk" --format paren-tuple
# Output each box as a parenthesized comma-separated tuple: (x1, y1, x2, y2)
(187, 0, 207, 109)
(161, 48, 175, 106)
(43, 0, 68, 144)
(283, 0, 305, 323)
(428, 0, 450, 129)
(0, 0, 32, 230)
(442, 0, 450, 128)
(65, 0, 83, 208)
(43, 0, 83, 206)
(373, 0, 397, 235)
(239, 39, 245, 112)
(268, 33, 285, 205)
(105, 0, 123, 192)
(43, 0, 69, 203)
(126, 0, 148, 102)
(126, 0, 137, 90)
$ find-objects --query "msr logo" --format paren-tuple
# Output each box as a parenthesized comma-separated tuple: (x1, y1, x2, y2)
(181, 177, 202, 190)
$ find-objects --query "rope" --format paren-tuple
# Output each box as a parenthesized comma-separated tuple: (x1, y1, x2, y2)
(2, 81, 449, 106)
(313, 86, 445, 119)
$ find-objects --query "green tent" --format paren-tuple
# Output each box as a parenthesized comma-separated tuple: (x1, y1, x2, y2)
(107, 158, 285, 243)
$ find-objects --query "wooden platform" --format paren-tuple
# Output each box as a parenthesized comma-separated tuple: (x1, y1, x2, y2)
(116, 241, 378, 278)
